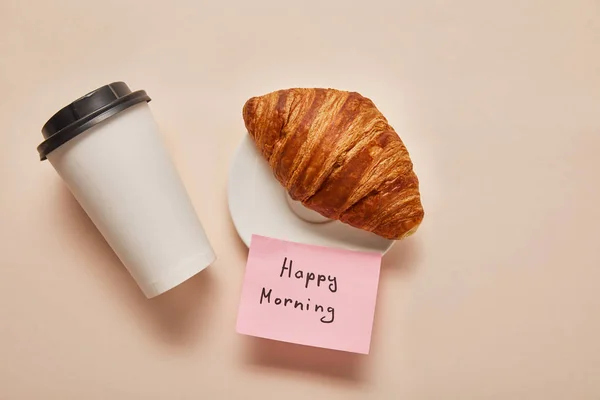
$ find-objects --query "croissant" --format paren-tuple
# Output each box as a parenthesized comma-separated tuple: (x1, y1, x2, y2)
(242, 88, 424, 240)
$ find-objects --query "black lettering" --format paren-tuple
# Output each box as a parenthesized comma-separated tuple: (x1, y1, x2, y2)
(260, 287, 272, 304)
(317, 274, 326, 287)
(305, 272, 316, 288)
(328, 276, 338, 293)
(294, 300, 304, 310)
(295, 270, 303, 279)
(275, 298, 282, 305)
(280, 257, 291, 278)
(315, 304, 324, 312)
(320, 307, 335, 324)
(284, 298, 293, 306)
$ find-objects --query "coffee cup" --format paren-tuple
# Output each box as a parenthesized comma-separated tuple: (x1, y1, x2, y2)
(38, 82, 216, 298)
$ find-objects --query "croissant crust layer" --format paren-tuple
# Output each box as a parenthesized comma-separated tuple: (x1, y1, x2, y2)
(242, 88, 424, 240)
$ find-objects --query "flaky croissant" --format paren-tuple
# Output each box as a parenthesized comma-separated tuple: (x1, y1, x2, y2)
(242, 88, 424, 240)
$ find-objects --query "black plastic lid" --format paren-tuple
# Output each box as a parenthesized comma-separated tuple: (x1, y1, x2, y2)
(37, 82, 151, 160)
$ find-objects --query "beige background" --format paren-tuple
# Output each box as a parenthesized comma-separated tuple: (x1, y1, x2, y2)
(1, 0, 599, 398)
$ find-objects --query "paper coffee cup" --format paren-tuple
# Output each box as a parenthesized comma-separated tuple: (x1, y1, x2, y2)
(38, 82, 216, 298)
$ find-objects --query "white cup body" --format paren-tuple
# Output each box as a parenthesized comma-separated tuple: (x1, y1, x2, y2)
(47, 103, 216, 298)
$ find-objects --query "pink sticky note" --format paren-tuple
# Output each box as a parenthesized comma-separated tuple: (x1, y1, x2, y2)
(236, 234, 382, 354)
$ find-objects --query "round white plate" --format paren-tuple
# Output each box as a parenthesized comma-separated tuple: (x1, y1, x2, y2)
(228, 135, 395, 254)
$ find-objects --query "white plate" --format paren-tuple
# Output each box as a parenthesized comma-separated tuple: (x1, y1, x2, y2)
(227, 135, 395, 254)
